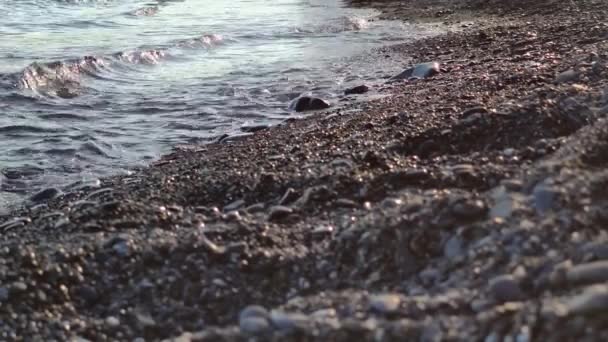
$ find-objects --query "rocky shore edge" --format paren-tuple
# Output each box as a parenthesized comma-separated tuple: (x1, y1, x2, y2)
(2, 0, 608, 340)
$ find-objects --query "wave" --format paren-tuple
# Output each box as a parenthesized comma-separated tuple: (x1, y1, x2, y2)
(296, 16, 370, 34)
(5, 34, 224, 98)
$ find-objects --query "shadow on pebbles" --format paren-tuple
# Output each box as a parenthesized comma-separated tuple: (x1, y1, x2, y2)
(3, 0, 608, 341)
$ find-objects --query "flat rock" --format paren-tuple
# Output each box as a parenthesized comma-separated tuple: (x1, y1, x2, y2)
(389, 62, 440, 81)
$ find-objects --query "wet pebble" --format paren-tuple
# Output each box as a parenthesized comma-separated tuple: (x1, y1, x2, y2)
(29, 187, 61, 203)
(291, 96, 331, 112)
(489, 274, 523, 303)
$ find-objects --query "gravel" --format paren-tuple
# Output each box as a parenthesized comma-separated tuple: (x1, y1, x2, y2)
(2, 0, 608, 340)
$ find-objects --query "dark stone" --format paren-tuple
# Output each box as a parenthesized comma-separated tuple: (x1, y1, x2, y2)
(240, 125, 269, 133)
(268, 205, 293, 221)
(451, 199, 487, 220)
(389, 62, 441, 82)
(291, 96, 331, 112)
(77, 285, 99, 304)
(489, 274, 523, 302)
(344, 85, 370, 95)
(29, 188, 61, 203)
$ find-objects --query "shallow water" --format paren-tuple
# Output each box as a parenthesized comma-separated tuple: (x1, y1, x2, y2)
(0, 0, 442, 207)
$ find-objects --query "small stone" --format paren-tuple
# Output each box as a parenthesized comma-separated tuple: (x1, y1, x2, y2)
(279, 188, 299, 205)
(29, 187, 61, 203)
(223, 210, 241, 221)
(240, 316, 271, 335)
(443, 235, 464, 259)
(335, 198, 358, 208)
(369, 294, 401, 314)
(269, 310, 309, 332)
(224, 199, 245, 212)
(11, 281, 27, 294)
(311, 308, 337, 319)
(565, 285, 608, 315)
(0, 286, 9, 302)
(112, 240, 130, 257)
(344, 84, 370, 95)
(579, 242, 608, 260)
(246, 203, 266, 213)
(239, 306, 270, 335)
(77, 285, 99, 304)
(290, 96, 330, 112)
(135, 312, 156, 327)
(240, 305, 269, 321)
(105, 316, 120, 327)
(566, 260, 608, 286)
(532, 183, 560, 214)
(268, 205, 293, 221)
(451, 199, 487, 219)
(489, 274, 523, 303)
(390, 62, 440, 81)
(556, 69, 579, 84)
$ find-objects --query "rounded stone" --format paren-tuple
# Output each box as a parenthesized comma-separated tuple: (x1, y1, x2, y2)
(239, 316, 271, 335)
(489, 274, 523, 302)
(369, 294, 401, 314)
(239, 305, 269, 321)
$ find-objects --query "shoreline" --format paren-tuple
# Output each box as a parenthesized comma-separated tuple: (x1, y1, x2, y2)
(2, 0, 608, 340)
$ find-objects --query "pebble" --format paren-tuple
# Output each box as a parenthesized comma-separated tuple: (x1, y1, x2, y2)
(239, 306, 271, 335)
(565, 260, 608, 285)
(532, 183, 560, 213)
(444, 235, 464, 259)
(390, 62, 440, 81)
(451, 199, 487, 219)
(105, 316, 120, 327)
(565, 285, 608, 315)
(489, 274, 523, 302)
(29, 187, 61, 203)
(268, 205, 293, 221)
(290, 96, 331, 112)
(240, 305, 270, 321)
(269, 310, 309, 332)
(555, 69, 579, 83)
(11, 281, 28, 294)
(246, 203, 265, 213)
(223, 199, 245, 212)
(344, 84, 370, 95)
(369, 294, 401, 314)
(578, 242, 608, 260)
(0, 286, 9, 302)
